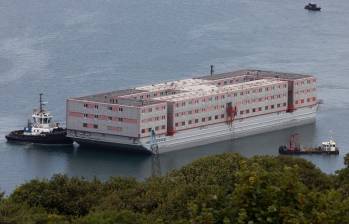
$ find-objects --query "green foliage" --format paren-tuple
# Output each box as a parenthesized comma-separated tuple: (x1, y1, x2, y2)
(76, 210, 145, 224)
(2, 153, 349, 223)
(11, 174, 104, 216)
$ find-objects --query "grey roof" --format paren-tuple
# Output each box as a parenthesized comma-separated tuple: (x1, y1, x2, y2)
(73, 89, 164, 106)
(197, 69, 312, 80)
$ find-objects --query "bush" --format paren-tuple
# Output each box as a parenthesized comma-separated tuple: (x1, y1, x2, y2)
(2, 153, 349, 223)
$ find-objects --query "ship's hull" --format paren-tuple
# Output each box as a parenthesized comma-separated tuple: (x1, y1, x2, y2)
(279, 150, 339, 155)
(6, 128, 73, 145)
(70, 106, 317, 154)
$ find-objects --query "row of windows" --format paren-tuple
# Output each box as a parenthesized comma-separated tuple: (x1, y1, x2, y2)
(295, 97, 316, 104)
(175, 105, 226, 117)
(141, 105, 166, 113)
(84, 103, 125, 112)
(137, 91, 176, 99)
(216, 78, 243, 86)
(173, 103, 288, 127)
(174, 98, 287, 117)
(109, 99, 118, 104)
(141, 125, 166, 133)
(82, 123, 98, 129)
(295, 79, 315, 85)
(83, 114, 125, 122)
(83, 104, 99, 109)
(174, 91, 287, 108)
(239, 103, 286, 114)
(108, 106, 123, 111)
(175, 114, 226, 127)
(141, 115, 166, 122)
(295, 88, 316, 95)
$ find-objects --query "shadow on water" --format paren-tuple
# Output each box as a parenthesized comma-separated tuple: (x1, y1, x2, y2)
(159, 123, 318, 172)
(64, 144, 153, 180)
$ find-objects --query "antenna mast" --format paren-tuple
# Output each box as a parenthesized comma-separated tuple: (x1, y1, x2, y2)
(39, 93, 43, 112)
(210, 65, 214, 76)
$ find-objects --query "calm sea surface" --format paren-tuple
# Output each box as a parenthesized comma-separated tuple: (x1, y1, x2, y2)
(1, 0, 349, 194)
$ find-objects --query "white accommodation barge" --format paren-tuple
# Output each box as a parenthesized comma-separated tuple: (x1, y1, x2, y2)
(66, 69, 318, 153)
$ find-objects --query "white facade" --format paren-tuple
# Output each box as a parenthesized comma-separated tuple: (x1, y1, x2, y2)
(66, 69, 318, 153)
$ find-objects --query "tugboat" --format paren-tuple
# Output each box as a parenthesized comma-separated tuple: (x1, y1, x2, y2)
(5, 94, 73, 145)
(305, 3, 321, 11)
(279, 133, 339, 155)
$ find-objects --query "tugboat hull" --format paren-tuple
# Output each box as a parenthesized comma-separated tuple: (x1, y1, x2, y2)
(6, 128, 73, 145)
(279, 146, 339, 155)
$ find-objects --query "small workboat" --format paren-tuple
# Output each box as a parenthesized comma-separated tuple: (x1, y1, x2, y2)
(279, 133, 339, 155)
(305, 3, 321, 11)
(5, 94, 73, 145)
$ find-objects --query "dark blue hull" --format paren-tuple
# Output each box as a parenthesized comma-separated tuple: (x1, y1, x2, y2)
(6, 128, 73, 145)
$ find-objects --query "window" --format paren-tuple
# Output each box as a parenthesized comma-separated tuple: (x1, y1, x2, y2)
(162, 125, 166, 129)
(283, 103, 287, 106)
(83, 123, 87, 127)
(181, 121, 185, 126)
(95, 105, 99, 109)
(265, 106, 268, 110)
(215, 115, 219, 120)
(301, 99, 304, 103)
(208, 116, 212, 121)
(148, 108, 152, 112)
(175, 123, 179, 127)
(155, 126, 159, 131)
(252, 108, 256, 113)
(141, 129, 145, 133)
(84, 104, 88, 108)
(118, 118, 123, 122)
(271, 105, 275, 109)
(148, 128, 152, 132)
(93, 124, 98, 129)
(221, 114, 224, 118)
(188, 120, 192, 124)
(246, 109, 249, 114)
(108, 106, 112, 110)
(258, 107, 262, 111)
(277, 104, 281, 108)
(94, 115, 98, 118)
(240, 111, 244, 115)
(84, 114, 88, 118)
(195, 119, 199, 123)
(119, 107, 123, 112)
(202, 118, 205, 122)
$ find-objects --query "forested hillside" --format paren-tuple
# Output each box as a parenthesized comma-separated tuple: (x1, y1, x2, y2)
(1, 153, 349, 224)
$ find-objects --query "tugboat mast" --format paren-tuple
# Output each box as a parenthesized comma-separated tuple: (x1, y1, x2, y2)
(39, 93, 43, 112)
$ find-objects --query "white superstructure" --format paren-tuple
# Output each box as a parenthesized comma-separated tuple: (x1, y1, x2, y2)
(66, 69, 318, 153)
(24, 93, 61, 136)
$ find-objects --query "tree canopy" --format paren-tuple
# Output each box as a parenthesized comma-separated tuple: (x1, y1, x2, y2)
(1, 153, 349, 223)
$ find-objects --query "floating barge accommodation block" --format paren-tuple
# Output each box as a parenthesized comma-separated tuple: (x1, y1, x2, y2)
(66, 69, 317, 153)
